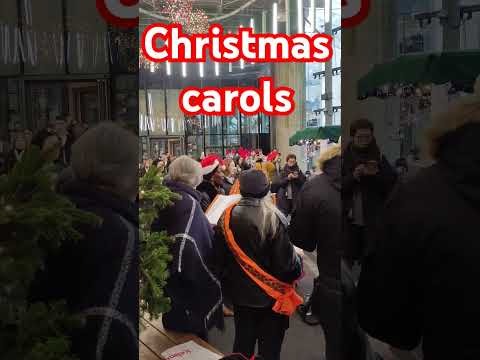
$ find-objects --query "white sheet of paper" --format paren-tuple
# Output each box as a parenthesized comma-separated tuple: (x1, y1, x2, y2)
(205, 194, 242, 225)
(161, 340, 222, 360)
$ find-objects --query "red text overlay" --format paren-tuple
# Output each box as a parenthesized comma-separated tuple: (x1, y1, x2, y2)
(179, 78, 295, 117)
(142, 23, 333, 63)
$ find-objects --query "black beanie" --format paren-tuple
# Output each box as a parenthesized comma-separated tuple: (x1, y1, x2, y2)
(239, 170, 270, 199)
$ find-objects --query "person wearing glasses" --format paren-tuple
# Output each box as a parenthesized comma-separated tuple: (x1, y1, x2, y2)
(342, 119, 396, 267)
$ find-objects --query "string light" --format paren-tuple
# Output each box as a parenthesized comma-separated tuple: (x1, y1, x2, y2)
(166, 61, 171, 76)
(297, 0, 303, 33)
(182, 62, 187, 77)
(273, 3, 278, 34)
(162, 0, 209, 34)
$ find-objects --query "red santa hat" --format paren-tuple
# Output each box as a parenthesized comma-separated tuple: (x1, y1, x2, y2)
(266, 150, 279, 162)
(238, 148, 249, 159)
(200, 154, 223, 175)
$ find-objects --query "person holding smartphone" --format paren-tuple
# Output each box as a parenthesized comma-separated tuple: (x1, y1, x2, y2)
(273, 154, 306, 216)
(342, 119, 397, 266)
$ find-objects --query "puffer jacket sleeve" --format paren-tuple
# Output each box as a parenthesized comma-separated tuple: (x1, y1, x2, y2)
(290, 183, 323, 252)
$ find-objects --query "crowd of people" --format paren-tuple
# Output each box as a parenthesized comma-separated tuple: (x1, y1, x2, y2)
(153, 83, 480, 360)
(150, 147, 310, 360)
(0, 116, 89, 175)
(2, 78, 479, 360)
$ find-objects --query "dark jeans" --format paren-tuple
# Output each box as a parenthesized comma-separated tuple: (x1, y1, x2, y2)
(233, 305, 289, 360)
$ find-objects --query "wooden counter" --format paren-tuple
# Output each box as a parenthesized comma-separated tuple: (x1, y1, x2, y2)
(139, 316, 224, 360)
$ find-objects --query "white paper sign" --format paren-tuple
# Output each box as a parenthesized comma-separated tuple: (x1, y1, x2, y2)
(161, 340, 222, 360)
(205, 194, 242, 225)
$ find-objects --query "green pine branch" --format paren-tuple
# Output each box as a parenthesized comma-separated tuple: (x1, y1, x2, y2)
(0, 146, 101, 360)
(139, 166, 180, 321)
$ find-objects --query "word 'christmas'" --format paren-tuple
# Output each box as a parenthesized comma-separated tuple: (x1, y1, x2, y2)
(142, 23, 333, 63)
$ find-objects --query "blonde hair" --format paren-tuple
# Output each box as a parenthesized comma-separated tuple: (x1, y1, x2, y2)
(425, 75, 480, 159)
(258, 193, 280, 240)
(317, 144, 341, 171)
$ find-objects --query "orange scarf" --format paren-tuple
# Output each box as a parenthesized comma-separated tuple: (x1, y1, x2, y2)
(223, 204, 303, 316)
(229, 179, 240, 195)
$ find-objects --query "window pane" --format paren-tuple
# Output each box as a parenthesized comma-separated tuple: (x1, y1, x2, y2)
(241, 115, 259, 134)
(205, 134, 222, 147)
(224, 114, 240, 135)
(259, 115, 270, 134)
(185, 116, 204, 136)
(225, 135, 240, 147)
(205, 116, 223, 134)
(186, 135, 204, 159)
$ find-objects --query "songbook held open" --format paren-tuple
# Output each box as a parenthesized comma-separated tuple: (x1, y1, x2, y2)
(205, 194, 242, 225)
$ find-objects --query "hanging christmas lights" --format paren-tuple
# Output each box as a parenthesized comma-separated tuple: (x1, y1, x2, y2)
(161, 0, 209, 34)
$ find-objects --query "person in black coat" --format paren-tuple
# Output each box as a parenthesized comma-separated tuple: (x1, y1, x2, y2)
(290, 145, 344, 360)
(342, 119, 396, 264)
(214, 170, 302, 360)
(357, 88, 480, 359)
(30, 123, 139, 360)
(272, 154, 306, 216)
(153, 156, 224, 340)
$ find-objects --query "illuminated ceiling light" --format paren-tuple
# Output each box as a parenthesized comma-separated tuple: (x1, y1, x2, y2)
(250, 18, 255, 64)
(239, 25, 245, 69)
(273, 3, 278, 34)
(199, 62, 204, 78)
(215, 62, 220, 76)
(325, 0, 331, 24)
(228, 30, 233, 73)
(182, 62, 187, 78)
(297, 0, 303, 33)
(262, 10, 267, 33)
(310, 0, 315, 32)
(166, 61, 171, 76)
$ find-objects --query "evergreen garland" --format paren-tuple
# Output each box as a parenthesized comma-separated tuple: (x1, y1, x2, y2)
(0, 146, 101, 360)
(139, 166, 180, 320)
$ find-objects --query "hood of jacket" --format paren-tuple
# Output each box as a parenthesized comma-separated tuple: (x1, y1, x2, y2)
(323, 156, 342, 191)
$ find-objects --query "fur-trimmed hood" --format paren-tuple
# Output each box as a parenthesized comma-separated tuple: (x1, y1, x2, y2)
(425, 75, 480, 159)
(425, 75, 480, 208)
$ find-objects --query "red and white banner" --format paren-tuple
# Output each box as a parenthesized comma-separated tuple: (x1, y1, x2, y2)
(96, 0, 139, 28)
(341, 0, 370, 28)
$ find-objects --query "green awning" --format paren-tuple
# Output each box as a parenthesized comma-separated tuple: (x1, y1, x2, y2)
(289, 126, 341, 146)
(358, 51, 480, 98)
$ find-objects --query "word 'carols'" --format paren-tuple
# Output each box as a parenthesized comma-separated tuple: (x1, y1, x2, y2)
(180, 78, 295, 116)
